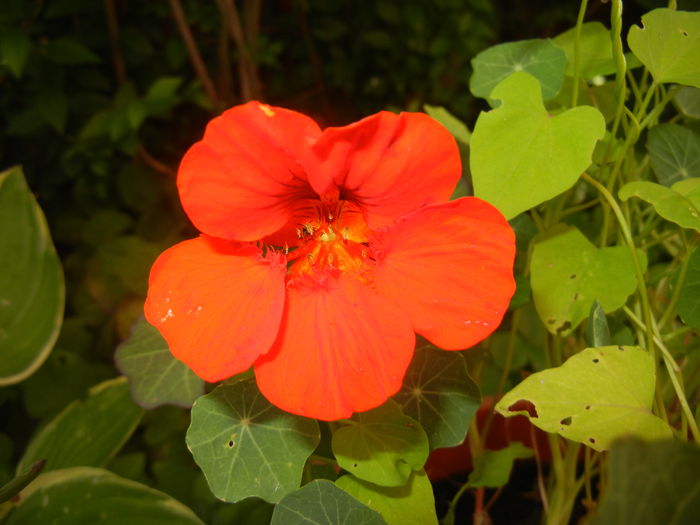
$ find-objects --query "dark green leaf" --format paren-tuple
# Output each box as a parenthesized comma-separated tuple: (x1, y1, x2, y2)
(45, 37, 100, 64)
(585, 301, 611, 348)
(36, 90, 68, 133)
(0, 167, 64, 385)
(470, 39, 566, 101)
(115, 316, 205, 409)
(678, 247, 700, 330)
(271, 480, 385, 525)
(186, 379, 320, 503)
(0, 28, 31, 77)
(394, 346, 480, 450)
(675, 86, 700, 119)
(17, 377, 143, 473)
(4, 467, 204, 524)
(590, 438, 700, 525)
(646, 124, 700, 186)
(332, 400, 428, 487)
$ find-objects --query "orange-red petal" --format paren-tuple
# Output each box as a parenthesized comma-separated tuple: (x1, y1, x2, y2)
(144, 235, 286, 382)
(178, 102, 322, 242)
(254, 274, 415, 421)
(304, 112, 461, 230)
(372, 197, 516, 350)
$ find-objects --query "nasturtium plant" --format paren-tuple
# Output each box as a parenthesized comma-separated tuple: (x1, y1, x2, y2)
(618, 178, 700, 232)
(553, 22, 616, 78)
(646, 123, 700, 185)
(496, 346, 674, 451)
(470, 72, 605, 219)
(677, 247, 700, 330)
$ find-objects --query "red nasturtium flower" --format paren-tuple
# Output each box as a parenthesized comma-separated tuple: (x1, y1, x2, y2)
(145, 101, 515, 421)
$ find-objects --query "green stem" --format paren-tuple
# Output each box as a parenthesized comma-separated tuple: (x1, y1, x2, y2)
(571, 0, 589, 107)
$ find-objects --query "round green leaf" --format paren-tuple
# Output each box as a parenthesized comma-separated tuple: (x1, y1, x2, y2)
(115, 316, 204, 409)
(336, 470, 437, 525)
(618, 178, 700, 232)
(495, 346, 674, 451)
(590, 438, 700, 525)
(646, 124, 700, 186)
(470, 72, 605, 219)
(553, 22, 616, 78)
(186, 379, 320, 503)
(17, 377, 143, 473)
(628, 9, 700, 88)
(678, 247, 700, 330)
(393, 346, 480, 450)
(271, 480, 385, 525)
(530, 227, 644, 336)
(469, 39, 566, 101)
(4, 467, 204, 525)
(0, 166, 65, 385)
(331, 400, 428, 487)
(674, 86, 700, 119)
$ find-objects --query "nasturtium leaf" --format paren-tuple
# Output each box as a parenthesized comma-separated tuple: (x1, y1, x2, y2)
(678, 247, 700, 330)
(331, 399, 428, 487)
(270, 480, 385, 525)
(336, 470, 437, 525)
(628, 8, 700, 88)
(470, 72, 605, 219)
(423, 105, 470, 145)
(590, 438, 700, 525)
(115, 316, 204, 409)
(470, 39, 566, 101)
(495, 346, 674, 451)
(0, 166, 65, 385)
(4, 467, 204, 525)
(186, 379, 320, 503)
(0, 28, 31, 78)
(530, 227, 643, 336)
(646, 124, 700, 185)
(17, 377, 143, 473)
(393, 346, 480, 450)
(585, 301, 611, 348)
(618, 178, 700, 232)
(675, 86, 700, 119)
(466, 442, 533, 488)
(553, 22, 616, 78)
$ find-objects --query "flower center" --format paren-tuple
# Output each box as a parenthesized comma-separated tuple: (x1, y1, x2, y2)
(286, 199, 372, 284)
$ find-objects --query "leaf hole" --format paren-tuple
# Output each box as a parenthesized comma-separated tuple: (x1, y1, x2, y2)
(227, 441, 234, 448)
(569, 274, 577, 279)
(617, 345, 625, 351)
(588, 438, 596, 444)
(353, 463, 358, 468)
(572, 293, 578, 301)
(508, 399, 538, 418)
(682, 30, 688, 37)
(560, 416, 572, 426)
(584, 405, 591, 410)
(592, 358, 600, 363)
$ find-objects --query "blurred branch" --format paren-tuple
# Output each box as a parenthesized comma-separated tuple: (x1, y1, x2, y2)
(168, 0, 219, 106)
(217, 15, 233, 102)
(215, 0, 262, 101)
(138, 146, 176, 178)
(104, 0, 127, 84)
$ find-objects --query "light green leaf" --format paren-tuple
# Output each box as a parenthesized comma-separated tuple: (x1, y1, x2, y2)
(470, 72, 605, 219)
(678, 247, 700, 330)
(553, 22, 615, 78)
(0, 166, 65, 385)
(585, 301, 611, 348)
(115, 316, 204, 409)
(470, 39, 566, 101)
(495, 346, 674, 451)
(674, 86, 700, 119)
(423, 105, 470, 145)
(530, 227, 643, 336)
(143, 76, 183, 114)
(17, 377, 143, 473)
(332, 400, 428, 487)
(336, 470, 437, 525)
(628, 8, 700, 88)
(467, 442, 533, 488)
(271, 480, 385, 525)
(590, 438, 700, 525)
(646, 124, 700, 185)
(186, 379, 320, 503)
(4, 467, 204, 525)
(618, 178, 700, 232)
(393, 346, 480, 450)
(0, 28, 31, 77)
